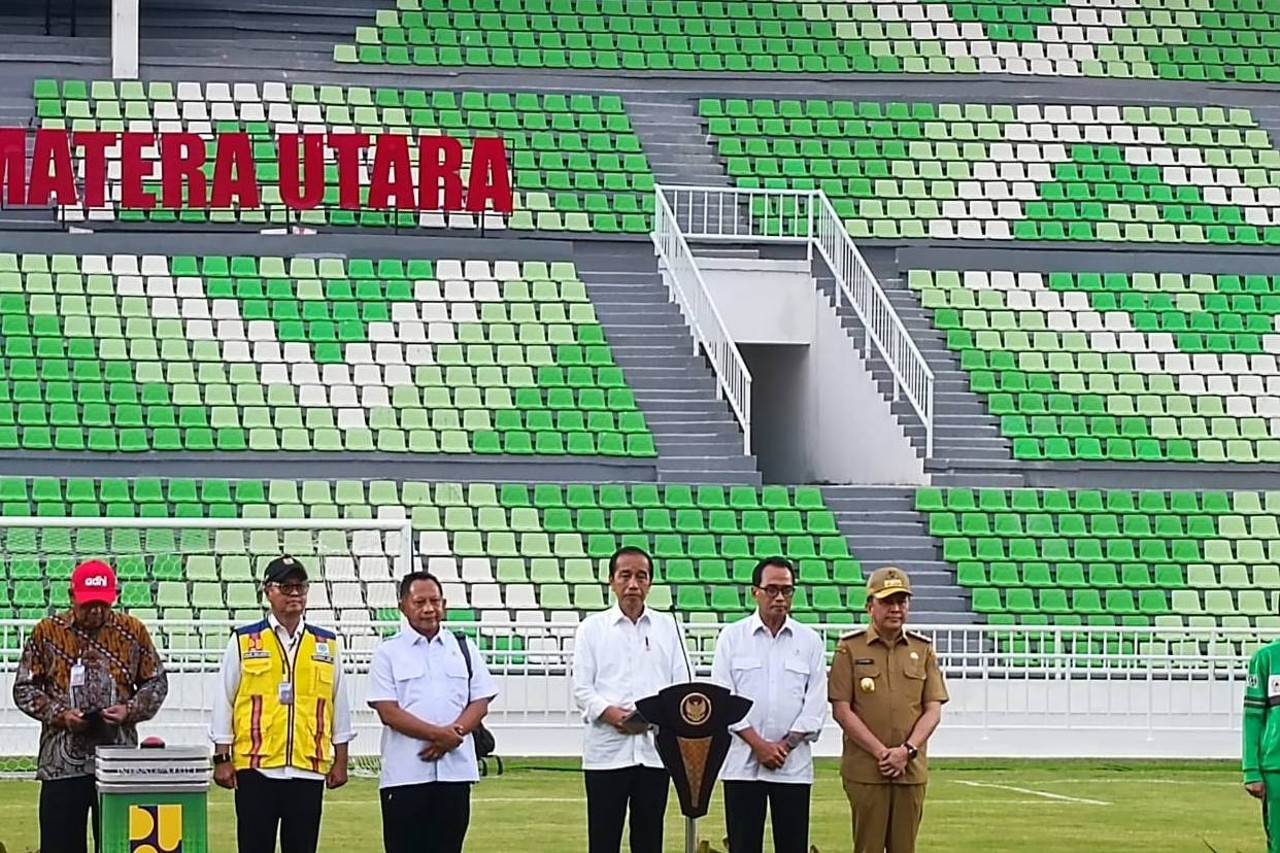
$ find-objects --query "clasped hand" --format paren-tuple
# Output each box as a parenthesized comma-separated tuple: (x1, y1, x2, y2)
(60, 704, 129, 732)
(418, 723, 465, 762)
(750, 739, 790, 771)
(877, 746, 909, 778)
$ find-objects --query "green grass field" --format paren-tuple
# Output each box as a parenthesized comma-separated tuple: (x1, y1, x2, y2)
(0, 759, 1262, 852)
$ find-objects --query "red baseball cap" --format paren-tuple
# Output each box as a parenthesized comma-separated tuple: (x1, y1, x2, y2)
(71, 560, 118, 606)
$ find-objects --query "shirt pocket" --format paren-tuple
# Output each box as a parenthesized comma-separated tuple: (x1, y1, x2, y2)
(311, 661, 335, 696)
(242, 657, 273, 680)
(902, 656, 927, 682)
(851, 662, 881, 704)
(783, 656, 810, 688)
(730, 656, 763, 691)
(392, 658, 425, 704)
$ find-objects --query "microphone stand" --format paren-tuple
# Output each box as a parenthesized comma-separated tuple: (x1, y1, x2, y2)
(668, 599, 696, 682)
(669, 602, 699, 853)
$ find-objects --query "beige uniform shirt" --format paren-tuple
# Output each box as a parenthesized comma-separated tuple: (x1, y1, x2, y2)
(828, 624, 949, 784)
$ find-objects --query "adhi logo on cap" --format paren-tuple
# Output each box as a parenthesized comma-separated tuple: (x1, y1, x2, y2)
(82, 575, 110, 588)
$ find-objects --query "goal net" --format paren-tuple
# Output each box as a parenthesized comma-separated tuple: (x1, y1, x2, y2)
(0, 516, 414, 776)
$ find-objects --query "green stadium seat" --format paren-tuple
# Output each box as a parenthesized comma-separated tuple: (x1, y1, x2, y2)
(925, 486, 1280, 629)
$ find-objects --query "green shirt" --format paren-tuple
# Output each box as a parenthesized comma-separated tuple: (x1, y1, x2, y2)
(1243, 640, 1280, 783)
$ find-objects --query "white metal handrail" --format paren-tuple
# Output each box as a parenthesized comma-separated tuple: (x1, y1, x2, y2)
(657, 185, 935, 458)
(811, 193, 935, 457)
(0, 620, 1258, 673)
(652, 186, 753, 453)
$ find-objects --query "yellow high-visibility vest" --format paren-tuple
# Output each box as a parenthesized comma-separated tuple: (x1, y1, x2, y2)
(231, 620, 338, 774)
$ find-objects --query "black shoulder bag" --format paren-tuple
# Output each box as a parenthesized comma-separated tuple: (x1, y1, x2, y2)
(453, 632, 497, 759)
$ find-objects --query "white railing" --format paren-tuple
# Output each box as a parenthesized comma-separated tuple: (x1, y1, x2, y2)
(652, 186, 753, 453)
(657, 185, 935, 458)
(0, 620, 1257, 671)
(0, 621, 1257, 760)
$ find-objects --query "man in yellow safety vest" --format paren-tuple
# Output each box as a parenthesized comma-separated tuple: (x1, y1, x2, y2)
(211, 556, 352, 853)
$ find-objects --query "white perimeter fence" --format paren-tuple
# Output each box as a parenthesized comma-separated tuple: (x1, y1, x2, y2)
(0, 621, 1255, 763)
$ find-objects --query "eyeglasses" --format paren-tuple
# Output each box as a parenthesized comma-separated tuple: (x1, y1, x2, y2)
(270, 582, 310, 597)
(756, 585, 797, 599)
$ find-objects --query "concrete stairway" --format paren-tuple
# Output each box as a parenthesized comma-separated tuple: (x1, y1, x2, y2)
(624, 96, 731, 188)
(858, 249, 1024, 488)
(821, 486, 977, 625)
(626, 95, 759, 236)
(581, 100, 762, 483)
(755, 241, 1014, 487)
(574, 242, 761, 484)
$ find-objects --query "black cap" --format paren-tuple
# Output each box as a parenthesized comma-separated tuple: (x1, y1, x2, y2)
(264, 555, 308, 584)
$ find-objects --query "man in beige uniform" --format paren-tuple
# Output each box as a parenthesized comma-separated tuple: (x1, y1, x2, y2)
(828, 567, 948, 853)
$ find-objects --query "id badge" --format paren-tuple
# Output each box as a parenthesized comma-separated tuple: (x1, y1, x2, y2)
(70, 663, 86, 688)
(278, 681, 294, 706)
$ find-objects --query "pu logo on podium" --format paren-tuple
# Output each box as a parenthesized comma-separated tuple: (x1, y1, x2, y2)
(129, 804, 183, 853)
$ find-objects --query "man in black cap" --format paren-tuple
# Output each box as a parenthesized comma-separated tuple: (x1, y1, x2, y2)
(210, 556, 353, 853)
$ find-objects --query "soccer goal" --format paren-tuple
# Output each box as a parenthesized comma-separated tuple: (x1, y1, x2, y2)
(0, 515, 415, 775)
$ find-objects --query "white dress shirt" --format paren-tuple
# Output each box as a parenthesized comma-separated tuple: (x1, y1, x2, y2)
(572, 604, 690, 770)
(366, 627, 499, 789)
(210, 613, 355, 781)
(711, 613, 828, 784)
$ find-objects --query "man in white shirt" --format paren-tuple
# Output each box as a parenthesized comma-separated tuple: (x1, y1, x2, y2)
(711, 557, 828, 853)
(367, 571, 499, 853)
(572, 546, 689, 853)
(211, 556, 353, 853)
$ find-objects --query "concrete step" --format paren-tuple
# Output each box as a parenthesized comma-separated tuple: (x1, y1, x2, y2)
(928, 471, 1027, 488)
(612, 355, 708, 372)
(631, 388, 728, 401)
(829, 512, 923, 525)
(841, 520, 930, 536)
(819, 484, 977, 624)
(659, 469, 761, 484)
(860, 269, 1014, 471)
(578, 245, 757, 484)
(604, 324, 700, 335)
(625, 95, 731, 188)
(643, 422, 743, 438)
(660, 454, 759, 471)
(822, 485, 920, 500)
(844, 540, 939, 556)
(624, 376, 720, 391)
(589, 295, 674, 306)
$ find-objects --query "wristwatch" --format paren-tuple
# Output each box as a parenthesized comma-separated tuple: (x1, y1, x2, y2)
(212, 753, 232, 765)
(903, 742, 919, 760)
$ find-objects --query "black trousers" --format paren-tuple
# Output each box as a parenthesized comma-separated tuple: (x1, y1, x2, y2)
(39, 775, 100, 853)
(234, 770, 325, 853)
(723, 780, 811, 853)
(584, 766, 671, 853)
(380, 782, 472, 853)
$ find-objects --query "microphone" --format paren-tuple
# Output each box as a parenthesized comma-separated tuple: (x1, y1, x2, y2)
(667, 598, 695, 683)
